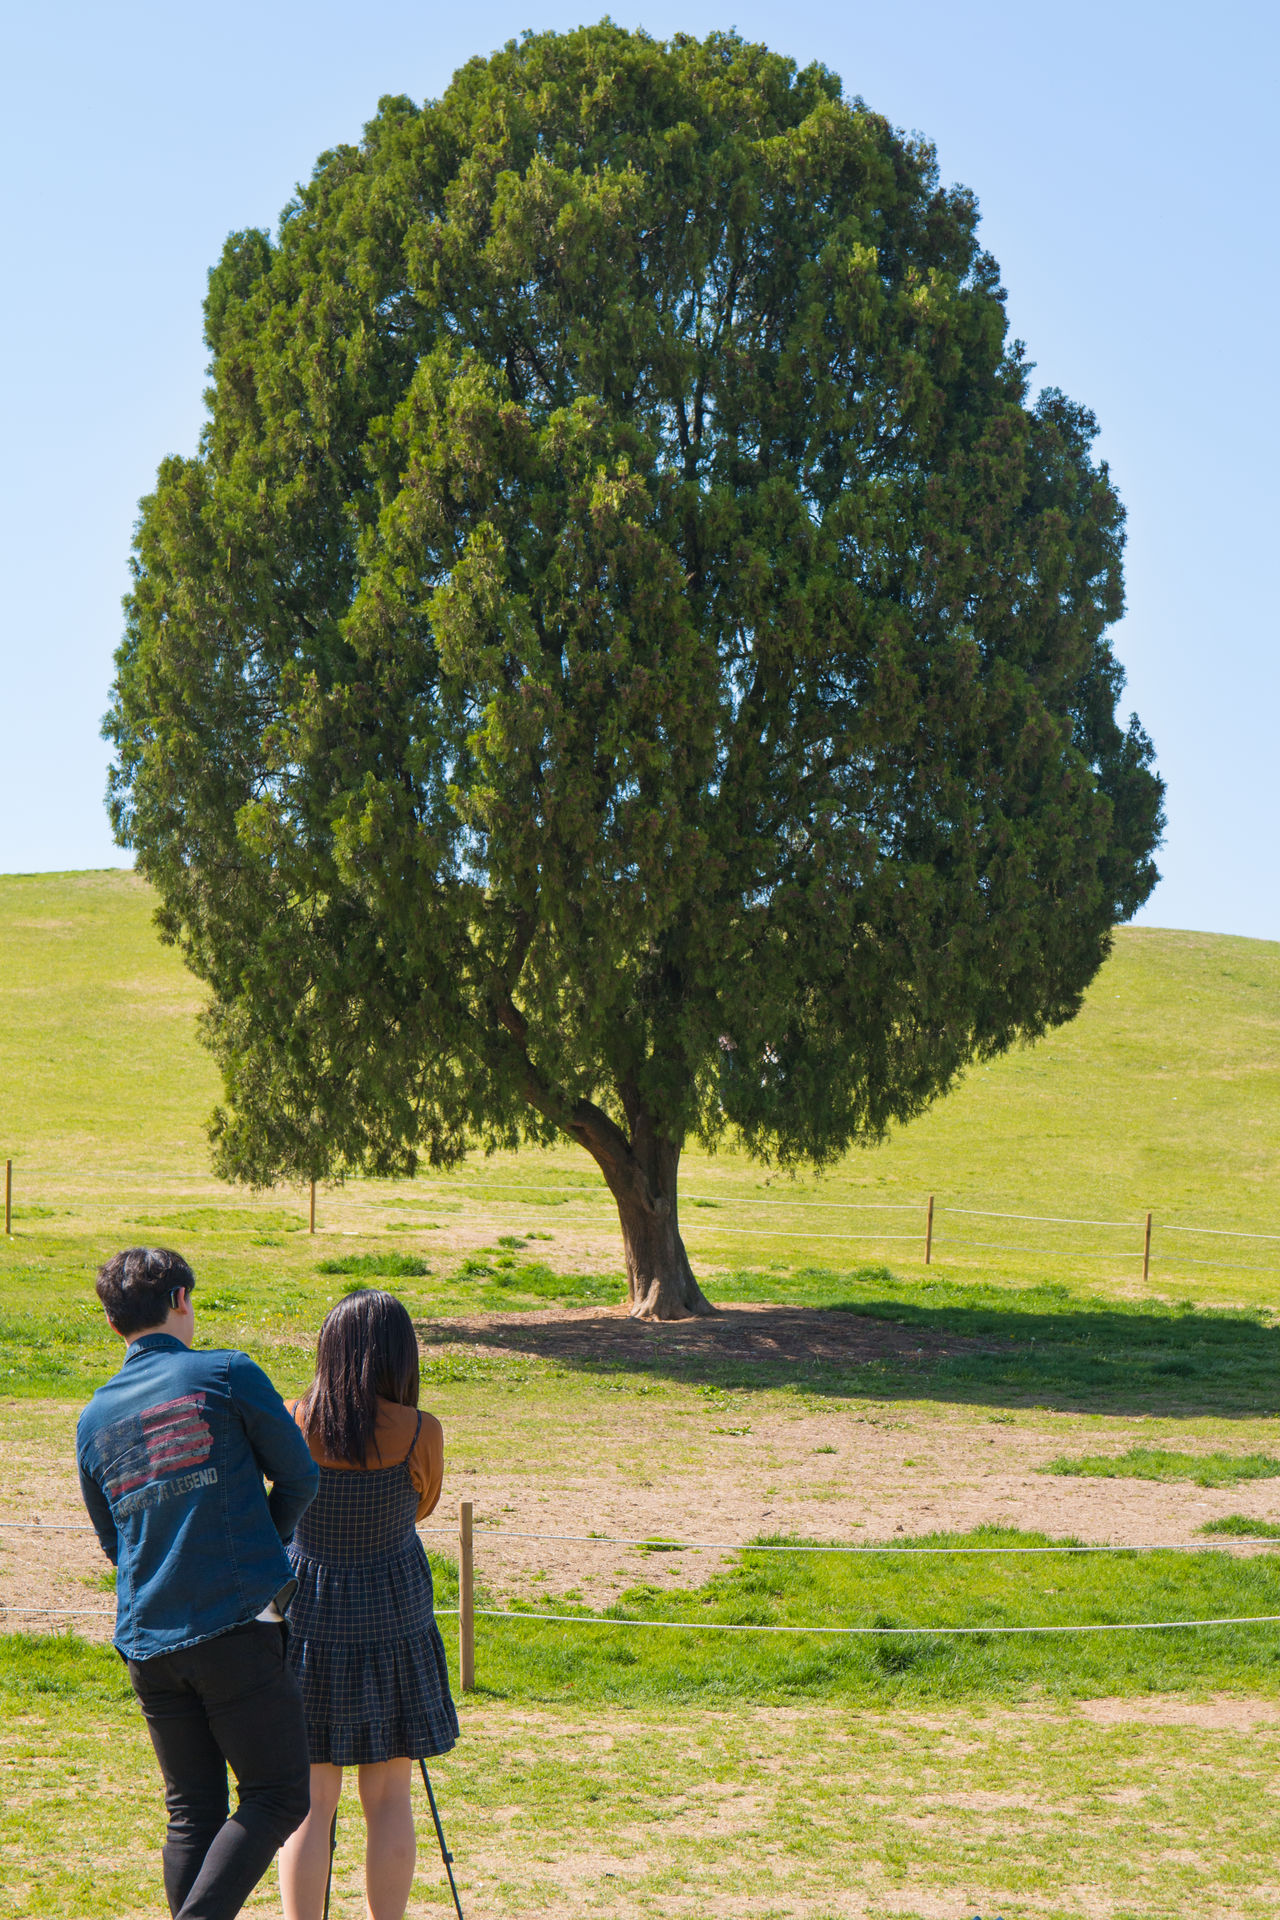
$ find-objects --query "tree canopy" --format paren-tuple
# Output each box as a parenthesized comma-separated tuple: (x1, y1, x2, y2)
(106, 25, 1163, 1317)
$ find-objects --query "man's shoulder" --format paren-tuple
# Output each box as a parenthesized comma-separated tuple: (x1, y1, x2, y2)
(76, 1357, 131, 1440)
(151, 1344, 240, 1390)
(223, 1348, 278, 1389)
(185, 1346, 280, 1413)
(75, 1387, 107, 1450)
(223, 1350, 296, 1422)
(186, 1345, 242, 1369)
(78, 1346, 235, 1419)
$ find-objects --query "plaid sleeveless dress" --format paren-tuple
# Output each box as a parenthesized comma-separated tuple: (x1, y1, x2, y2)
(285, 1413, 458, 1765)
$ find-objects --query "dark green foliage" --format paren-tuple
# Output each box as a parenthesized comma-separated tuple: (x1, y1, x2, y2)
(1200, 1516, 1280, 1539)
(105, 26, 1162, 1309)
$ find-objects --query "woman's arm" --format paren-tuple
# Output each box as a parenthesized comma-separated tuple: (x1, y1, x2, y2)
(410, 1411, 444, 1519)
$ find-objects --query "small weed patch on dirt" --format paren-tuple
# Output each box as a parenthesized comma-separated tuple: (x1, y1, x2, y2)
(1045, 1447, 1280, 1487)
(445, 1258, 621, 1307)
(316, 1252, 431, 1278)
(1200, 1515, 1280, 1538)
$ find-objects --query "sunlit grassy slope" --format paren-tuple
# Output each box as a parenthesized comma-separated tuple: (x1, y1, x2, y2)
(0, 870, 220, 1175)
(1, 870, 1278, 1296)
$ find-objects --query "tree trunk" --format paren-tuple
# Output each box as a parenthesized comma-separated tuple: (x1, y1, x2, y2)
(610, 1172, 713, 1320)
(506, 1023, 714, 1319)
(567, 1096, 714, 1320)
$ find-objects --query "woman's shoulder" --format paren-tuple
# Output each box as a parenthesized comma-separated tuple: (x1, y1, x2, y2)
(288, 1395, 436, 1469)
(376, 1396, 440, 1425)
(375, 1397, 441, 1454)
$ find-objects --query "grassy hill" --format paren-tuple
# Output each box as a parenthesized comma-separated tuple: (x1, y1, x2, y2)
(0, 870, 220, 1177)
(7, 884, 1280, 1920)
(2, 870, 1279, 1304)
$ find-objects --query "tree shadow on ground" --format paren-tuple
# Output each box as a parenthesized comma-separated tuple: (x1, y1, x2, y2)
(414, 1296, 1280, 1420)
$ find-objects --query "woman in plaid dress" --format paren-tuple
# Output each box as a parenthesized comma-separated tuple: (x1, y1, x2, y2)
(277, 1289, 458, 1920)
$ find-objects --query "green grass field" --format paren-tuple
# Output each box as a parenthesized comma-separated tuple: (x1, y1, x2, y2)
(5, 870, 1280, 1915)
(12, 1633, 1280, 1920)
(9, 1525, 1280, 1917)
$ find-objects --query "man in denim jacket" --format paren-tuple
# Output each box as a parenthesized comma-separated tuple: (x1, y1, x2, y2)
(77, 1247, 319, 1920)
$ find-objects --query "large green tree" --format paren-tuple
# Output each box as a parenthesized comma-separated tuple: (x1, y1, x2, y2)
(107, 25, 1163, 1318)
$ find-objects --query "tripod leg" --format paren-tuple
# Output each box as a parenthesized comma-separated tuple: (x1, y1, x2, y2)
(322, 1808, 337, 1920)
(418, 1758, 465, 1920)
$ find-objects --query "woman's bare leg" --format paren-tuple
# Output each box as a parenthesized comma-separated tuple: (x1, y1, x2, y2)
(357, 1758, 417, 1919)
(279, 1763, 343, 1920)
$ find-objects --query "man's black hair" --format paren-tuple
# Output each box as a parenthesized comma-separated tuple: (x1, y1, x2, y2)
(96, 1247, 197, 1336)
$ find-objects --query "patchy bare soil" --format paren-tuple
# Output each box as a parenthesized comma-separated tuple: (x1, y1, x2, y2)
(305, 1702, 1280, 1920)
(414, 1303, 1280, 1603)
(5, 1302, 1280, 1623)
(1078, 1693, 1280, 1729)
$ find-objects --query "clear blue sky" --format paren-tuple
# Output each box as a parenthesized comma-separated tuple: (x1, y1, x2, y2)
(3, 1, 1275, 936)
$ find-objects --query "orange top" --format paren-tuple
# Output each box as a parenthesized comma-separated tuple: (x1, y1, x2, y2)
(288, 1395, 444, 1522)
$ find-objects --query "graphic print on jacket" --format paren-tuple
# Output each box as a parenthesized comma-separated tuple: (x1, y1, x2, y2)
(97, 1394, 216, 1517)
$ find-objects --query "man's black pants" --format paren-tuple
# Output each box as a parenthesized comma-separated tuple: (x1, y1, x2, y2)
(127, 1620, 310, 1920)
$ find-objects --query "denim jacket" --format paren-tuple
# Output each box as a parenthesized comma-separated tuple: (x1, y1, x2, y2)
(76, 1333, 318, 1660)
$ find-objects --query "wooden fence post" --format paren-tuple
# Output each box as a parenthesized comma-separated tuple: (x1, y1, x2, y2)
(4, 1161, 10, 1236)
(459, 1500, 475, 1693)
(309, 1180, 316, 1235)
(1142, 1210, 1153, 1283)
(925, 1194, 934, 1265)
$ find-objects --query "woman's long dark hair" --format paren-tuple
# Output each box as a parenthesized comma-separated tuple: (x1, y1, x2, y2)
(300, 1289, 420, 1466)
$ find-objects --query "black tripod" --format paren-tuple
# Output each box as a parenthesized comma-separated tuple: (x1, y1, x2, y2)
(419, 1757, 466, 1919)
(322, 1763, 464, 1919)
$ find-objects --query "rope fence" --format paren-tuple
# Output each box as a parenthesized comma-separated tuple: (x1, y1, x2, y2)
(7, 1155, 1280, 1279)
(11, 1504, 1280, 1679)
(420, 1530, 1280, 1555)
(8, 1518, 1280, 1555)
(12, 1606, 1280, 1638)
(466, 1608, 1280, 1637)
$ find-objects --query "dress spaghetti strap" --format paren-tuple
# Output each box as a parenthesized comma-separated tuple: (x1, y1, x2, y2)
(400, 1410, 423, 1466)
